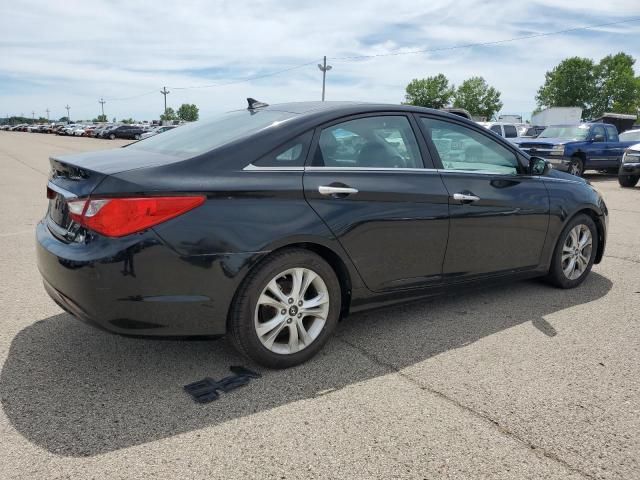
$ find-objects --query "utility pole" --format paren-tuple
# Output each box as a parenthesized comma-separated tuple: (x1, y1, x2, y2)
(317, 56, 332, 102)
(31, 111, 35, 122)
(160, 87, 170, 116)
(99, 98, 106, 118)
(45, 108, 50, 122)
(65, 105, 71, 123)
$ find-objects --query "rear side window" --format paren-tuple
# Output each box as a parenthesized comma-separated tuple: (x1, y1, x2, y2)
(313, 116, 422, 168)
(254, 131, 312, 167)
(504, 125, 518, 138)
(605, 125, 619, 142)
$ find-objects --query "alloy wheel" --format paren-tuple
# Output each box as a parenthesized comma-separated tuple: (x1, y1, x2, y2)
(254, 267, 329, 355)
(561, 224, 592, 280)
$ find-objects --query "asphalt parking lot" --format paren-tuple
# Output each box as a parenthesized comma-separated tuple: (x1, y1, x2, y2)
(0, 131, 639, 479)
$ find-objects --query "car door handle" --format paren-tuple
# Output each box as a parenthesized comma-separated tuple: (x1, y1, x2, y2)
(452, 192, 480, 203)
(318, 185, 359, 196)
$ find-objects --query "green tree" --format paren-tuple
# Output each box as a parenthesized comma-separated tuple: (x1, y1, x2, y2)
(403, 74, 455, 109)
(535, 57, 597, 117)
(177, 103, 199, 122)
(160, 107, 177, 122)
(591, 53, 639, 117)
(453, 76, 503, 119)
(94, 114, 108, 123)
(58, 116, 69, 123)
(121, 118, 134, 124)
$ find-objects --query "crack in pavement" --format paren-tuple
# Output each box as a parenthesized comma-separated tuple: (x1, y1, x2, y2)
(0, 150, 48, 177)
(604, 253, 640, 264)
(335, 334, 596, 480)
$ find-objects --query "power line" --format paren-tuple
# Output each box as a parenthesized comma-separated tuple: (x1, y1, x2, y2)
(169, 59, 320, 91)
(331, 17, 640, 61)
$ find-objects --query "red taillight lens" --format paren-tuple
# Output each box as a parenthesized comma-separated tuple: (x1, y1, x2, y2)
(67, 196, 205, 237)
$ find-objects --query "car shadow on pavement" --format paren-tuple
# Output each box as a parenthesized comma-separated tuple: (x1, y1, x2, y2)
(1, 272, 612, 457)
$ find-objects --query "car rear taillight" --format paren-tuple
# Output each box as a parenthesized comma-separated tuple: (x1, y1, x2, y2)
(66, 196, 205, 237)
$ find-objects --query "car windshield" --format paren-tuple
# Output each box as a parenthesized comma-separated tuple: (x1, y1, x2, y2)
(538, 125, 590, 140)
(620, 130, 640, 142)
(128, 109, 296, 157)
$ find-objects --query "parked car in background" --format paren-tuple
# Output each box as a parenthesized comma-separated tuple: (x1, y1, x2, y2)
(106, 125, 143, 140)
(619, 142, 640, 188)
(518, 123, 637, 176)
(37, 101, 608, 368)
(478, 122, 519, 140)
(619, 128, 640, 142)
(139, 125, 176, 140)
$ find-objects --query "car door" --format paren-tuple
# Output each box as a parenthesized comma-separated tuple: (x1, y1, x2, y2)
(303, 113, 450, 292)
(604, 124, 624, 167)
(589, 124, 608, 167)
(417, 115, 550, 280)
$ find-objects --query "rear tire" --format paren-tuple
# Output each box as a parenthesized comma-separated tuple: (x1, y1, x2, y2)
(109, 133, 115, 140)
(545, 214, 597, 289)
(619, 174, 639, 188)
(228, 248, 341, 369)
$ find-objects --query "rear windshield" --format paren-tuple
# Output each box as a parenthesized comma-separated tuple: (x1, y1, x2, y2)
(538, 125, 590, 140)
(128, 109, 296, 157)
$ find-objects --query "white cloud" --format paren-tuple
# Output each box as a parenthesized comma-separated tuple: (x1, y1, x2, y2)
(0, 0, 638, 121)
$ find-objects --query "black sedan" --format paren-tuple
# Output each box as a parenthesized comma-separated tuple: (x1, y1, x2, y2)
(37, 101, 608, 368)
(105, 125, 144, 140)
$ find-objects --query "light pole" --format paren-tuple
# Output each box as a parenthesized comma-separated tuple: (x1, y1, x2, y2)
(65, 105, 71, 123)
(31, 111, 35, 122)
(45, 108, 50, 122)
(317, 56, 332, 102)
(99, 98, 106, 119)
(160, 87, 170, 117)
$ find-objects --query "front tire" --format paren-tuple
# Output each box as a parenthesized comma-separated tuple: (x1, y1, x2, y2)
(568, 156, 584, 177)
(619, 174, 639, 188)
(228, 249, 341, 368)
(546, 214, 597, 289)
(109, 133, 115, 140)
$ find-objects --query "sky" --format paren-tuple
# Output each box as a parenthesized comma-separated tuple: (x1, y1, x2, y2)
(1, 0, 639, 122)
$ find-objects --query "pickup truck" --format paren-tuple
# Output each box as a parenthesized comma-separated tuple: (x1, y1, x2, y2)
(518, 123, 636, 176)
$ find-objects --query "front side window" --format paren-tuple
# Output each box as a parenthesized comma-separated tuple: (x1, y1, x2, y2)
(313, 116, 422, 168)
(592, 125, 606, 142)
(421, 117, 519, 174)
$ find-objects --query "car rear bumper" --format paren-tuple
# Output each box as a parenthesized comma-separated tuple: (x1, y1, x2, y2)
(36, 219, 258, 336)
(619, 162, 640, 176)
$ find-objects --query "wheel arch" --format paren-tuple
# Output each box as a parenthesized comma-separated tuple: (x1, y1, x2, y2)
(226, 241, 355, 331)
(566, 207, 605, 264)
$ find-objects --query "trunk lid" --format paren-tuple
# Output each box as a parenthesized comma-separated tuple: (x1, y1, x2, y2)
(47, 147, 182, 231)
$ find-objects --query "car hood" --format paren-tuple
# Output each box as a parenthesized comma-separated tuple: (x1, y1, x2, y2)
(626, 142, 640, 153)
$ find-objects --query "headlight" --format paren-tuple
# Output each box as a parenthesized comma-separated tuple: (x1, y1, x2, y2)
(549, 145, 565, 156)
(623, 150, 640, 163)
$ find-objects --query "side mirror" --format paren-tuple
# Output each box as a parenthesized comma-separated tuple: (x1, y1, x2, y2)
(593, 134, 605, 143)
(529, 156, 550, 176)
